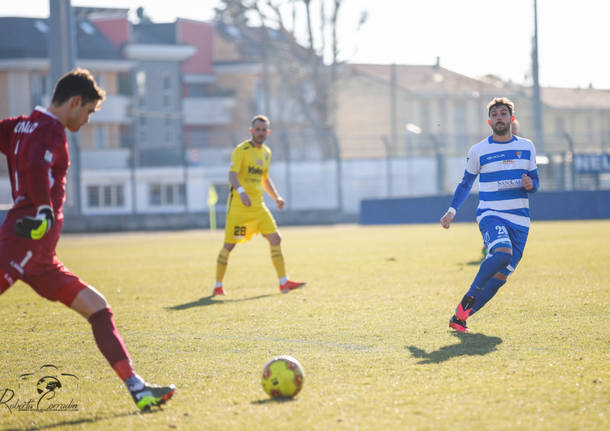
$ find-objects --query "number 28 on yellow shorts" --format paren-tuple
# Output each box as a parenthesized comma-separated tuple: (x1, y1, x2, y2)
(224, 205, 278, 244)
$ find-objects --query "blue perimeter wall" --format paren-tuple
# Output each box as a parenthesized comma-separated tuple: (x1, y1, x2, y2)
(359, 190, 610, 225)
(1, 191, 608, 228)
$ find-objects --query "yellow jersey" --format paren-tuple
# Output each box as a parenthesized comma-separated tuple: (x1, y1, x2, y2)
(228, 140, 271, 208)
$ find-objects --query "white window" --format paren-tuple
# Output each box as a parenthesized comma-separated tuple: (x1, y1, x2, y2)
(87, 185, 100, 208)
(149, 183, 185, 206)
(87, 184, 125, 208)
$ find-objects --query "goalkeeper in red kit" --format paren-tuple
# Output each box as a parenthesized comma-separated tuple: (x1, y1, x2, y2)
(0, 68, 175, 411)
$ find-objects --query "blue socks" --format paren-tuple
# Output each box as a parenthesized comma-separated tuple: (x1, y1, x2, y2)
(467, 251, 512, 297)
(455, 250, 511, 318)
(471, 277, 507, 315)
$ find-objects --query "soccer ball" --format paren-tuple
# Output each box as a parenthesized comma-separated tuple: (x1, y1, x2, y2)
(261, 355, 304, 398)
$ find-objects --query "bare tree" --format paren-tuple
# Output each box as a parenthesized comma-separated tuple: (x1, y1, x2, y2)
(215, 0, 366, 159)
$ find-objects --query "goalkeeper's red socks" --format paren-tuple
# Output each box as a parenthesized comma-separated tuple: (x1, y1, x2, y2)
(89, 308, 134, 380)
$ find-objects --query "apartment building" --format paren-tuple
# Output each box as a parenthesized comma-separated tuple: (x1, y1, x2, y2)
(1, 9, 608, 218)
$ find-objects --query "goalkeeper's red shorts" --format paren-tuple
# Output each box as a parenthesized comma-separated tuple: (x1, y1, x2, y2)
(0, 218, 87, 307)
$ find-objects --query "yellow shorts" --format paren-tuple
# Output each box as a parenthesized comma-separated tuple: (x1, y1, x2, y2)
(224, 204, 278, 244)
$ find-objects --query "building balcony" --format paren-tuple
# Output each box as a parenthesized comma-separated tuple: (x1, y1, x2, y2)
(182, 96, 235, 126)
(81, 148, 131, 170)
(90, 94, 131, 125)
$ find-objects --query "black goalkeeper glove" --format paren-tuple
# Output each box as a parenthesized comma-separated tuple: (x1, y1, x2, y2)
(15, 205, 55, 240)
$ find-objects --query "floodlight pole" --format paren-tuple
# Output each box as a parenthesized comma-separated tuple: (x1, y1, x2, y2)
(49, 0, 81, 214)
(532, 0, 544, 155)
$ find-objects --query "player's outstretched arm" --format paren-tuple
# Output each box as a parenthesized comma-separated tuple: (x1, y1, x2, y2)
(440, 208, 455, 229)
(15, 205, 54, 239)
(263, 177, 284, 210)
(441, 170, 476, 229)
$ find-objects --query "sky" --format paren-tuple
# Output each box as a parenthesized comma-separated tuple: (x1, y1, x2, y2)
(2, 0, 609, 89)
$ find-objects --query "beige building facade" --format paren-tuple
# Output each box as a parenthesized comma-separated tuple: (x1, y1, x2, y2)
(333, 64, 610, 159)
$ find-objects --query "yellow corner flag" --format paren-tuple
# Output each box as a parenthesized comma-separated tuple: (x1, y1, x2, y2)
(207, 184, 218, 230)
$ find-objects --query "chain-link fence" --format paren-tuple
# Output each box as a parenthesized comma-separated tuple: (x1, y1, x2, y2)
(1, 129, 608, 216)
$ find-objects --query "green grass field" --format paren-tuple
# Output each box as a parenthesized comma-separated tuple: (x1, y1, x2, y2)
(0, 220, 608, 430)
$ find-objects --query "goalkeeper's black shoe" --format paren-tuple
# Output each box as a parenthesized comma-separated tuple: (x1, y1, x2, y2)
(131, 382, 176, 411)
(449, 315, 470, 333)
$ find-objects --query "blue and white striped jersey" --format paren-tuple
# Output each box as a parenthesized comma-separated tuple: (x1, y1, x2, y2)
(451, 135, 539, 229)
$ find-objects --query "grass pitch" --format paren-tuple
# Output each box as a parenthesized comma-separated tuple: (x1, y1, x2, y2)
(0, 220, 608, 430)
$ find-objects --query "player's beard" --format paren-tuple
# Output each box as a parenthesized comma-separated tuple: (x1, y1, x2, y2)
(251, 134, 266, 145)
(491, 121, 510, 136)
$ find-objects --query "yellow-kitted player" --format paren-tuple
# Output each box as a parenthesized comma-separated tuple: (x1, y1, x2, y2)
(213, 115, 306, 295)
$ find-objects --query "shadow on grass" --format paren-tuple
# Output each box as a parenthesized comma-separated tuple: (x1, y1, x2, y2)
(251, 397, 298, 405)
(167, 294, 274, 310)
(406, 332, 502, 364)
(3, 410, 145, 431)
(461, 249, 486, 266)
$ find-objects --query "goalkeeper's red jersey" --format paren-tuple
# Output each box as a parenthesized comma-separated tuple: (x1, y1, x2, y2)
(0, 107, 68, 244)
(0, 107, 68, 216)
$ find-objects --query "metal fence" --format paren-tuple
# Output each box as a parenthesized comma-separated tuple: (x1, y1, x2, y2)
(1, 130, 608, 216)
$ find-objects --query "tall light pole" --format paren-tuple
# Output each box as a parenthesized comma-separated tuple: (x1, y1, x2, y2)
(532, 0, 544, 154)
(48, 0, 81, 214)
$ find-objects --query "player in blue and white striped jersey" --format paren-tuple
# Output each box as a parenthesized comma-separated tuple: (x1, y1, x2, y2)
(440, 97, 539, 332)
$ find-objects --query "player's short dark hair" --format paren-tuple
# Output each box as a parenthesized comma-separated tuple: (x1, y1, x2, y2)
(251, 115, 270, 127)
(487, 97, 514, 117)
(51, 68, 106, 106)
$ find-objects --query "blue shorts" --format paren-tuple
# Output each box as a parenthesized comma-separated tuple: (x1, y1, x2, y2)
(479, 216, 529, 276)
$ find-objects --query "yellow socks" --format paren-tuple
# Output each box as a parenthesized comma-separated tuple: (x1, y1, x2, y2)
(216, 247, 230, 283)
(270, 245, 287, 279)
(216, 245, 287, 284)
